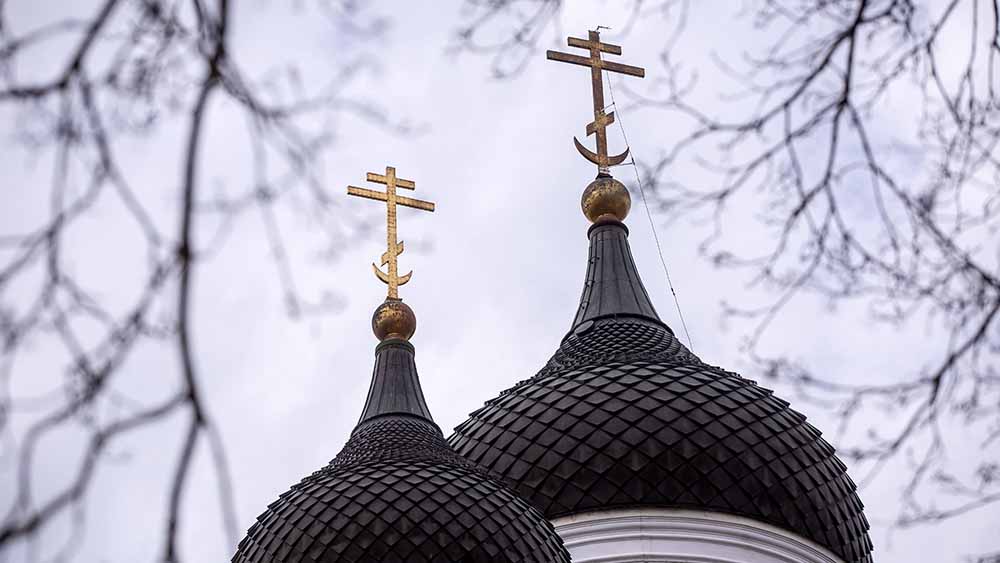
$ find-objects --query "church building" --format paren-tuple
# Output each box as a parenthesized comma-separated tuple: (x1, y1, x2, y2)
(231, 30, 873, 563)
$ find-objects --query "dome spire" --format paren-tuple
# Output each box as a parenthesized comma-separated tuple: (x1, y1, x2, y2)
(346, 166, 436, 426)
(572, 215, 661, 328)
(546, 31, 659, 327)
(451, 33, 872, 563)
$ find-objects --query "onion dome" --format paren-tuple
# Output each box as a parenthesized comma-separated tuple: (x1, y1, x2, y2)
(233, 299, 570, 563)
(448, 174, 873, 563)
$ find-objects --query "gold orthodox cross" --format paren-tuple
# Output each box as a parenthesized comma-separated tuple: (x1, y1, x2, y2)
(547, 30, 645, 173)
(347, 166, 435, 299)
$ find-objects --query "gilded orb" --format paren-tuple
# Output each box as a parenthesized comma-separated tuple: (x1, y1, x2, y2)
(372, 299, 416, 341)
(581, 174, 630, 223)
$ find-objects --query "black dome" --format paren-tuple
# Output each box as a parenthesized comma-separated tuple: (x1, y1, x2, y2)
(449, 218, 873, 563)
(235, 338, 570, 563)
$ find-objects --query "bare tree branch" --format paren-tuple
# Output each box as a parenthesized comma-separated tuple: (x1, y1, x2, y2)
(0, 0, 406, 560)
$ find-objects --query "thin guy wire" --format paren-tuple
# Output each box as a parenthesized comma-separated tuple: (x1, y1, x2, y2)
(604, 70, 696, 352)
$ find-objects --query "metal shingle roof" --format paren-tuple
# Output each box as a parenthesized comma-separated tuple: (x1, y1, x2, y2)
(449, 218, 873, 563)
(234, 340, 570, 563)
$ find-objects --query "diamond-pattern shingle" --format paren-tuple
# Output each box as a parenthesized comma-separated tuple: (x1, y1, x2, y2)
(450, 317, 873, 563)
(235, 415, 570, 563)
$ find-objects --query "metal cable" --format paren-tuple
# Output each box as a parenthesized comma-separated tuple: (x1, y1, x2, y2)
(604, 71, 696, 352)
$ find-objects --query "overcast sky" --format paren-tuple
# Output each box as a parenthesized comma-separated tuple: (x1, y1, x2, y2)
(1, 1, 996, 562)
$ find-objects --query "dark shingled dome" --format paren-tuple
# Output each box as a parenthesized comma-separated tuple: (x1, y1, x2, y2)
(234, 338, 570, 563)
(449, 217, 874, 563)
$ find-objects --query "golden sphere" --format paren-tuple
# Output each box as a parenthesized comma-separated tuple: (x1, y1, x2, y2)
(581, 175, 631, 223)
(372, 299, 416, 341)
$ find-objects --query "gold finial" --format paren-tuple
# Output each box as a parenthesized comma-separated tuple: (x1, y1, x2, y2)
(546, 29, 645, 174)
(582, 174, 630, 223)
(347, 166, 435, 341)
(371, 299, 416, 341)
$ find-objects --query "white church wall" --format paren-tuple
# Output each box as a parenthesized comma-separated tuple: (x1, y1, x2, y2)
(551, 508, 844, 563)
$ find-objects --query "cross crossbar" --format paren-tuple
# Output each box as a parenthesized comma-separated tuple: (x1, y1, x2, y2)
(367, 172, 416, 190)
(567, 35, 622, 55)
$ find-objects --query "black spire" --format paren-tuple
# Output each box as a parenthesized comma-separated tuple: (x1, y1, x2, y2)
(356, 338, 434, 427)
(573, 217, 660, 329)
